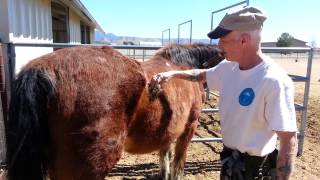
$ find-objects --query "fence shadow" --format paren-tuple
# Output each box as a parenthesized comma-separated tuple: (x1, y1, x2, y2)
(108, 160, 221, 179)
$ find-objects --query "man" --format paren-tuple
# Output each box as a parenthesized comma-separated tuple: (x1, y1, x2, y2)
(149, 6, 297, 180)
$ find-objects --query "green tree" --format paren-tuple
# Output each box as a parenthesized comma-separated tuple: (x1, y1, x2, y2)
(276, 33, 294, 47)
(309, 38, 317, 48)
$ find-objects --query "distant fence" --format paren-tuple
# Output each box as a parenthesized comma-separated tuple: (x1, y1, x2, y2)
(116, 48, 159, 61)
(119, 46, 320, 62)
(118, 46, 320, 61)
(265, 48, 320, 60)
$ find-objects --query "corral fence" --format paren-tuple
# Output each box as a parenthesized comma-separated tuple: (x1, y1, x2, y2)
(178, 20, 192, 44)
(209, 0, 250, 44)
(0, 42, 316, 167)
(162, 28, 171, 46)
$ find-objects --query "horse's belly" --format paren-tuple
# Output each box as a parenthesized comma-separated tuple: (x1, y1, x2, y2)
(124, 137, 160, 154)
(123, 95, 194, 154)
(123, 128, 181, 154)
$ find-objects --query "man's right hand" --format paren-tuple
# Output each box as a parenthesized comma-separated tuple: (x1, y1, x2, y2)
(148, 73, 170, 99)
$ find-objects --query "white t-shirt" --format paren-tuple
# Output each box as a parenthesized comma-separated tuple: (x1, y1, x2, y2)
(206, 56, 297, 156)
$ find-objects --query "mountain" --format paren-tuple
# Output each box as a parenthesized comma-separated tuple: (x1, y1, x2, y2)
(94, 32, 214, 45)
(94, 31, 107, 41)
(104, 33, 120, 41)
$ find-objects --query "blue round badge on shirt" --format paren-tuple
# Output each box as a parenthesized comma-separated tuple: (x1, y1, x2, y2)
(239, 88, 255, 106)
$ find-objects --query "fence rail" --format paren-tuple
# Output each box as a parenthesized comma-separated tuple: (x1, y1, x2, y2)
(10, 42, 319, 59)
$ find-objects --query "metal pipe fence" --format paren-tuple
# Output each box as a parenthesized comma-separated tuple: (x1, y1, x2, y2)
(209, 0, 249, 44)
(178, 20, 192, 44)
(0, 42, 314, 156)
(161, 28, 171, 46)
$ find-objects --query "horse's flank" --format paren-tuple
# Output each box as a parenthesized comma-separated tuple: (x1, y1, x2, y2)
(124, 52, 204, 153)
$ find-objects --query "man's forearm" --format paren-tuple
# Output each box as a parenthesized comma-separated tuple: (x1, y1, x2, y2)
(276, 131, 297, 180)
(148, 69, 207, 98)
(161, 69, 207, 82)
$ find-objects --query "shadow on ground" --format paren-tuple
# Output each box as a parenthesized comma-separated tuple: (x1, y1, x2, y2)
(109, 160, 221, 179)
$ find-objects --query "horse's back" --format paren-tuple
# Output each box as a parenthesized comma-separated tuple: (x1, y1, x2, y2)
(24, 46, 146, 118)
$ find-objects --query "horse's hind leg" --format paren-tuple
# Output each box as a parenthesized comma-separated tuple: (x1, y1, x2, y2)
(48, 116, 126, 180)
(171, 116, 198, 180)
(159, 145, 172, 180)
(82, 118, 127, 179)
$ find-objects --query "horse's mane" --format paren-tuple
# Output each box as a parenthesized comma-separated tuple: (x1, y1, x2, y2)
(154, 43, 221, 68)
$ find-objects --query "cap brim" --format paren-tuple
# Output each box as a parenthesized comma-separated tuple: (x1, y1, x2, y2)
(207, 26, 232, 39)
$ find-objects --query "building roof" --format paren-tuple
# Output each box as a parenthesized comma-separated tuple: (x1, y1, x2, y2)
(62, 0, 105, 33)
(261, 38, 308, 47)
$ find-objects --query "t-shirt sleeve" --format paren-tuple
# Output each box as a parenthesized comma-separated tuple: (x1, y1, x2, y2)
(206, 60, 227, 91)
(265, 79, 297, 132)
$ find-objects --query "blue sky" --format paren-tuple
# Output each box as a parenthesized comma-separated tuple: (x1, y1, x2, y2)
(81, 0, 320, 46)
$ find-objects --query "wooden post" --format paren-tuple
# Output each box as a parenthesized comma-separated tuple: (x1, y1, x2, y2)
(0, 43, 7, 167)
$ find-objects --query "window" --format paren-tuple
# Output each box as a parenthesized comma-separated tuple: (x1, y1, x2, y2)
(81, 22, 91, 44)
(51, 1, 69, 43)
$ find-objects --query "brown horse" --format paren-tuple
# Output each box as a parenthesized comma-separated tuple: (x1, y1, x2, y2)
(5, 43, 223, 180)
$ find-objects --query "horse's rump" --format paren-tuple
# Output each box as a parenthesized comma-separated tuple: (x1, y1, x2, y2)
(6, 46, 147, 179)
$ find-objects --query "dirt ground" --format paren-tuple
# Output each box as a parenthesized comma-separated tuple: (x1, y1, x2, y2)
(106, 55, 320, 180)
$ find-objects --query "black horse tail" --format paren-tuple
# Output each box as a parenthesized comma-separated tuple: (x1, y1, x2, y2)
(6, 68, 55, 180)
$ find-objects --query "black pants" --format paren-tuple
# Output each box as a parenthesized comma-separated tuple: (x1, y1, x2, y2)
(220, 146, 278, 180)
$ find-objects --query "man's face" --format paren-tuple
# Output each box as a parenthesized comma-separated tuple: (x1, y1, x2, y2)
(218, 31, 242, 62)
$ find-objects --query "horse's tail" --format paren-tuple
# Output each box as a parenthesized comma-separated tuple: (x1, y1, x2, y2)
(6, 68, 55, 180)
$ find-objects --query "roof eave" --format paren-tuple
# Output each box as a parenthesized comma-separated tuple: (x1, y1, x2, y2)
(68, 0, 105, 33)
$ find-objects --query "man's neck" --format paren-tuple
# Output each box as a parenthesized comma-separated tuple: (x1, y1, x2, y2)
(238, 51, 263, 70)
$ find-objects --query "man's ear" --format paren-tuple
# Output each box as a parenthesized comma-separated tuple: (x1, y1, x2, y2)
(240, 33, 251, 45)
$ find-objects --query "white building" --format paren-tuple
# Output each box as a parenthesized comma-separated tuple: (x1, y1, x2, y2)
(0, 0, 104, 73)
(139, 41, 162, 47)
